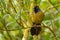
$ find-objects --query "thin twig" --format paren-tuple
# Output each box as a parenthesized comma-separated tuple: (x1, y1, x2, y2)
(1, 10, 13, 40)
(44, 4, 60, 13)
(48, 0, 59, 12)
(42, 23, 57, 40)
(9, 0, 17, 13)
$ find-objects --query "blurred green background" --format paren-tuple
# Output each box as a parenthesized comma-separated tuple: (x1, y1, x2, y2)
(0, 0, 60, 40)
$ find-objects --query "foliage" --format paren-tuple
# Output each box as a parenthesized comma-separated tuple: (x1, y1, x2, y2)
(0, 0, 60, 40)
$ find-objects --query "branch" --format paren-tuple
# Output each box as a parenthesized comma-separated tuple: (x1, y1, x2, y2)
(42, 23, 57, 40)
(44, 4, 60, 13)
(9, 0, 17, 13)
(47, 0, 59, 12)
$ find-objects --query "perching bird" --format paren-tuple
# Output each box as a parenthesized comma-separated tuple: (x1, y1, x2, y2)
(30, 5, 44, 36)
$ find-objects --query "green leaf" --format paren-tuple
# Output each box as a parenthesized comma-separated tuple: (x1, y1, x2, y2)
(1, 0, 6, 8)
(50, 0, 57, 5)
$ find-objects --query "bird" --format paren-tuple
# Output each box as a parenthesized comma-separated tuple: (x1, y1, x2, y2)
(30, 5, 45, 36)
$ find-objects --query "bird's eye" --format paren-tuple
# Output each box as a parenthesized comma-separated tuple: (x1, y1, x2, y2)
(34, 6, 40, 13)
